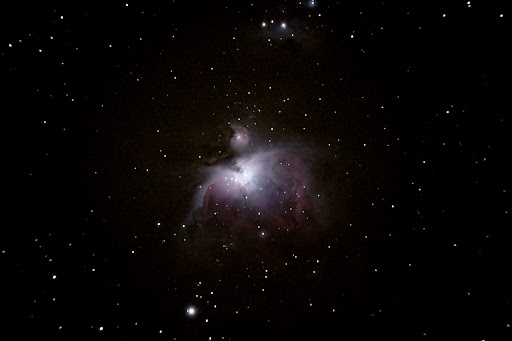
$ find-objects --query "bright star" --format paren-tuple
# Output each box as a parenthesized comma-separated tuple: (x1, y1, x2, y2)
(186, 306, 197, 317)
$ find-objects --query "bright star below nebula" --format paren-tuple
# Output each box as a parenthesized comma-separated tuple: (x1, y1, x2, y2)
(185, 123, 325, 239)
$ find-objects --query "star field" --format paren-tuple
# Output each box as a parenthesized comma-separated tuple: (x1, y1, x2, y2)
(2, 1, 510, 339)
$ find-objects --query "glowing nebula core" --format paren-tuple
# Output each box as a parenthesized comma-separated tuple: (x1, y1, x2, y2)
(187, 124, 321, 234)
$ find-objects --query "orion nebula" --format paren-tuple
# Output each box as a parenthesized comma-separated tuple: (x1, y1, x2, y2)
(186, 123, 322, 237)
(8, 0, 506, 338)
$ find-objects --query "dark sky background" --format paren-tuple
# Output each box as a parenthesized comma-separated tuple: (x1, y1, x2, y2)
(2, 1, 510, 339)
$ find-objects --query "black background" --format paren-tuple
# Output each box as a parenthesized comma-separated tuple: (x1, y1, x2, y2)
(2, 1, 510, 339)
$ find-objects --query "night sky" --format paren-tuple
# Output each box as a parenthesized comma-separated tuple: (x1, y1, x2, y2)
(2, 1, 510, 339)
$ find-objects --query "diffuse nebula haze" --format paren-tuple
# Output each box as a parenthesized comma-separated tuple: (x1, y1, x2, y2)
(186, 124, 323, 236)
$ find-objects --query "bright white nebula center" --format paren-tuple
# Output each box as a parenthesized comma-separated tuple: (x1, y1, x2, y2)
(213, 159, 261, 198)
(232, 159, 259, 189)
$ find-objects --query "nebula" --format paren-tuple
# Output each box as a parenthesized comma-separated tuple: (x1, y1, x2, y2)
(186, 124, 321, 235)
